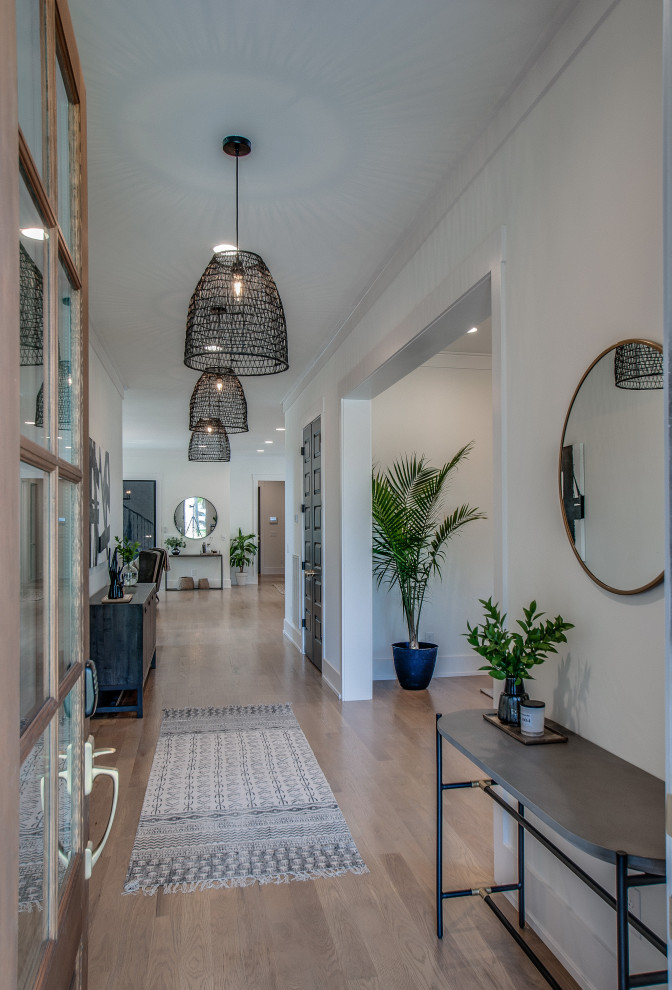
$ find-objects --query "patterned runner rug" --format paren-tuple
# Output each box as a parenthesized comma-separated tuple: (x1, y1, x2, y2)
(124, 704, 368, 895)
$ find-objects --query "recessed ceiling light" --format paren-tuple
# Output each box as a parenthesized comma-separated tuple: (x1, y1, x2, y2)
(264, 440, 273, 444)
(213, 242, 237, 254)
(256, 449, 264, 453)
(468, 327, 478, 334)
(275, 427, 285, 431)
(24, 420, 35, 425)
(21, 227, 46, 240)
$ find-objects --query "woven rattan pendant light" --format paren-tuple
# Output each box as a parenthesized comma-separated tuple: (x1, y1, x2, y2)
(20, 243, 44, 366)
(188, 428, 231, 462)
(614, 341, 663, 389)
(189, 370, 248, 434)
(35, 361, 72, 427)
(184, 136, 288, 376)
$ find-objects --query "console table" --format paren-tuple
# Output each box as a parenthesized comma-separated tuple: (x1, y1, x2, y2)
(89, 583, 157, 717)
(436, 710, 667, 990)
(164, 553, 224, 591)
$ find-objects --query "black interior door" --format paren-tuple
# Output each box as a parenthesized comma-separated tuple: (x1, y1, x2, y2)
(303, 417, 322, 671)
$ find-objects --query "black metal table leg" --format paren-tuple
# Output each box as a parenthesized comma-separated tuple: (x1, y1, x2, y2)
(436, 713, 443, 938)
(616, 852, 629, 990)
(518, 801, 526, 928)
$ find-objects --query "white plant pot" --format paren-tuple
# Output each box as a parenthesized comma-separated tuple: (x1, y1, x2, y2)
(236, 572, 248, 586)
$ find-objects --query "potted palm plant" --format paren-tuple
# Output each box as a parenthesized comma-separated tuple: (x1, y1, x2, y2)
(465, 597, 573, 724)
(372, 445, 485, 689)
(229, 528, 258, 585)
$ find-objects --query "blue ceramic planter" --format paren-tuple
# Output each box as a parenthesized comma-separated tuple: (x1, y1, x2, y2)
(392, 642, 438, 690)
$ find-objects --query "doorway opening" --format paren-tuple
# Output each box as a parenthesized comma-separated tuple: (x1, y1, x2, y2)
(257, 481, 285, 578)
(341, 267, 502, 700)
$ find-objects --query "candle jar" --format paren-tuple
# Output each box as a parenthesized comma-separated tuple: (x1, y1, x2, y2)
(520, 700, 546, 737)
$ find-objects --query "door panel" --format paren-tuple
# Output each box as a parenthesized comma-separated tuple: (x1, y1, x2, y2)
(6, 0, 89, 986)
(302, 417, 322, 671)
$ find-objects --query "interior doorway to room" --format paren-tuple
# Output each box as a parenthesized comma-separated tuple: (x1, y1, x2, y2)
(257, 481, 285, 577)
(341, 272, 496, 700)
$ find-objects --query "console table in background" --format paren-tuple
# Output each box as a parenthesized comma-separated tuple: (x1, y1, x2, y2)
(436, 709, 667, 990)
(89, 583, 157, 717)
(164, 553, 224, 591)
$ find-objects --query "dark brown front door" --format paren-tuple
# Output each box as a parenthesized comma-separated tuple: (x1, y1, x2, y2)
(302, 417, 322, 671)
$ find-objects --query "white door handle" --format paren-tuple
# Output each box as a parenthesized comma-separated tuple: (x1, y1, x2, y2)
(84, 736, 119, 878)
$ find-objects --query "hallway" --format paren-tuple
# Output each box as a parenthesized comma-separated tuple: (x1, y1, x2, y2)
(87, 581, 574, 990)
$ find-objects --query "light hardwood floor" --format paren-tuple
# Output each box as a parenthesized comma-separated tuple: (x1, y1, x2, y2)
(87, 579, 578, 990)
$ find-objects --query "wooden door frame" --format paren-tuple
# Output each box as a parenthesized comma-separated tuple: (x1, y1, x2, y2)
(1, 0, 89, 983)
(0, 0, 21, 980)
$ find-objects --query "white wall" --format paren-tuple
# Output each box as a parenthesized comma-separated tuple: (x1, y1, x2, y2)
(284, 1, 664, 985)
(123, 447, 231, 586)
(371, 352, 493, 677)
(88, 338, 123, 596)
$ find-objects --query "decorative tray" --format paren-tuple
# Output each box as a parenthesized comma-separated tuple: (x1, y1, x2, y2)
(483, 711, 568, 745)
(101, 594, 133, 604)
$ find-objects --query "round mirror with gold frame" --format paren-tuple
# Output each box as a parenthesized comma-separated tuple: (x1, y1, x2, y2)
(559, 339, 664, 595)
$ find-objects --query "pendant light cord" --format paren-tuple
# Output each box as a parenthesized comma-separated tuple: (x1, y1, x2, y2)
(235, 147, 239, 254)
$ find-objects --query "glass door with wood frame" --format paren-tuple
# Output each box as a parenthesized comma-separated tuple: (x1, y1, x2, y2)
(12, 0, 89, 986)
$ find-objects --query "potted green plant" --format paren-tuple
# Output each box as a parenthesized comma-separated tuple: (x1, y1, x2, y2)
(372, 446, 485, 689)
(165, 536, 186, 556)
(229, 528, 258, 585)
(465, 597, 574, 724)
(114, 536, 141, 586)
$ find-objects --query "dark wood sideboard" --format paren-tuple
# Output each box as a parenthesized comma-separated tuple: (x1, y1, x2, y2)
(89, 583, 157, 717)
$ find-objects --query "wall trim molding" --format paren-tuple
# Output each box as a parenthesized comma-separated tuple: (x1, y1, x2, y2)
(321, 657, 341, 698)
(90, 327, 126, 398)
(373, 654, 483, 681)
(283, 618, 302, 652)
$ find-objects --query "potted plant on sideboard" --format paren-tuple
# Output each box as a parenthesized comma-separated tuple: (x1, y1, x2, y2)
(464, 597, 574, 724)
(372, 446, 485, 690)
(165, 536, 186, 556)
(114, 536, 141, 586)
(229, 529, 258, 585)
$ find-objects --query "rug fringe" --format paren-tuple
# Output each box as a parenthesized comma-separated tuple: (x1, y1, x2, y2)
(123, 864, 369, 897)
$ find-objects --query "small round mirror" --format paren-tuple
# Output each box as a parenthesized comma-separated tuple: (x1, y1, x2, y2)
(174, 497, 218, 540)
(559, 339, 663, 594)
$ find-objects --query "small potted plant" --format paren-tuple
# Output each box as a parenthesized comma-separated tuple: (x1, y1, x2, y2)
(114, 536, 141, 586)
(229, 528, 258, 585)
(165, 536, 186, 556)
(465, 597, 573, 724)
(372, 446, 485, 690)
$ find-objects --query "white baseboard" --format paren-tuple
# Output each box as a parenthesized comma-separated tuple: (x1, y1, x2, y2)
(283, 618, 303, 652)
(373, 652, 482, 680)
(320, 657, 341, 698)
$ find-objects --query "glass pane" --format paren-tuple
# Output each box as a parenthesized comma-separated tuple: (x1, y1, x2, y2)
(58, 479, 79, 677)
(16, 0, 45, 179)
(18, 729, 49, 989)
(56, 55, 74, 253)
(58, 688, 79, 894)
(19, 171, 49, 449)
(57, 262, 79, 464)
(20, 464, 49, 730)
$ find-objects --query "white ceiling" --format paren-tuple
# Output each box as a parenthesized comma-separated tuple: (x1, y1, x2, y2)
(69, 0, 577, 455)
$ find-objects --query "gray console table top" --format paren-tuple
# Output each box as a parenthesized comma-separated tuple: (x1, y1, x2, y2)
(437, 709, 665, 874)
(90, 582, 156, 606)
